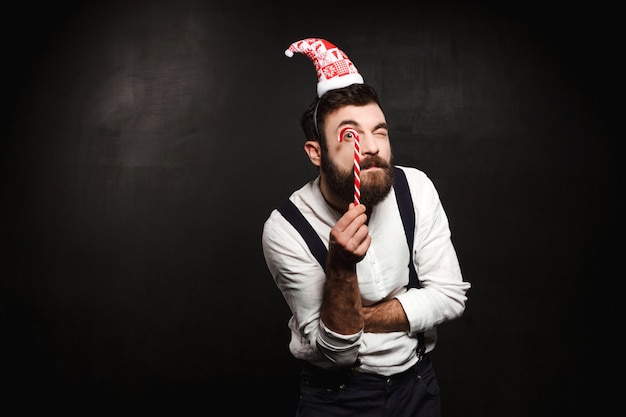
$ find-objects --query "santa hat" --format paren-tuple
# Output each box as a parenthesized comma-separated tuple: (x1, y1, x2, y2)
(285, 38, 364, 97)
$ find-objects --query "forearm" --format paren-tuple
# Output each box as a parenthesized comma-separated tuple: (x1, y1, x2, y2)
(363, 298, 409, 333)
(320, 264, 364, 334)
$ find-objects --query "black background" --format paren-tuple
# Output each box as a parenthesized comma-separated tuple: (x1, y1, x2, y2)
(1, 1, 621, 415)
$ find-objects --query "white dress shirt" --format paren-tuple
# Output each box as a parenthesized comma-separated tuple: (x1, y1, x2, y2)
(262, 166, 471, 376)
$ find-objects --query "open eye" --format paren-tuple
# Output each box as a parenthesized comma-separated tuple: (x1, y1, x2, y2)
(338, 127, 359, 142)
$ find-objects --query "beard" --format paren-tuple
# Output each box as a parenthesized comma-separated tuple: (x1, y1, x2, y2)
(321, 153, 395, 207)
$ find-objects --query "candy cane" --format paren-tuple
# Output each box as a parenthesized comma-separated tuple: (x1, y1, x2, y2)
(339, 127, 361, 206)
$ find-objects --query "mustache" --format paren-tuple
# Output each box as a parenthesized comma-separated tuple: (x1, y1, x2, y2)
(360, 155, 391, 170)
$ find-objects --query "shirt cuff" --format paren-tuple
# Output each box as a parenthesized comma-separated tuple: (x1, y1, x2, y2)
(316, 320, 362, 367)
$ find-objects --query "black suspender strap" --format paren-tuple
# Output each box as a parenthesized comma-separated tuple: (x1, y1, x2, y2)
(277, 199, 328, 270)
(392, 167, 421, 289)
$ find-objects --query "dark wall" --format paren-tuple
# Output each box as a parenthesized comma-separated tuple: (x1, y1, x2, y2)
(1, 1, 620, 415)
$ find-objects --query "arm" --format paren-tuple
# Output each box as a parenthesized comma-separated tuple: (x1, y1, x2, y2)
(320, 203, 370, 335)
(394, 169, 470, 335)
(363, 298, 409, 332)
(262, 200, 369, 368)
(364, 168, 470, 336)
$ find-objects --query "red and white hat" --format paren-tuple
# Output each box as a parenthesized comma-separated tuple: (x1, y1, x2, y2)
(285, 38, 364, 97)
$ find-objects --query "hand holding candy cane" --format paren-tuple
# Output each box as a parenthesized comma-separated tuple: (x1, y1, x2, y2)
(339, 127, 361, 206)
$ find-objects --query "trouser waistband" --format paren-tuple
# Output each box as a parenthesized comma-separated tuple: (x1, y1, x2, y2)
(299, 355, 428, 389)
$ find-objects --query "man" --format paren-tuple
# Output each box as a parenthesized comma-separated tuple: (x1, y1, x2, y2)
(262, 38, 470, 417)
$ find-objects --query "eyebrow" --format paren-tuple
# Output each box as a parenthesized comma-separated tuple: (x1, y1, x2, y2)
(337, 120, 388, 131)
(374, 122, 389, 131)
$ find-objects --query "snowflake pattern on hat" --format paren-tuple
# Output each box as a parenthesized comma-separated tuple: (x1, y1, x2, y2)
(285, 38, 364, 97)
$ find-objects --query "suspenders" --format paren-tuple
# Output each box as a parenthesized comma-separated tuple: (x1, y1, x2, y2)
(276, 167, 426, 358)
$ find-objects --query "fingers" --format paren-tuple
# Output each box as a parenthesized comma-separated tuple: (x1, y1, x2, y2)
(328, 204, 370, 263)
(351, 231, 371, 258)
(335, 204, 367, 234)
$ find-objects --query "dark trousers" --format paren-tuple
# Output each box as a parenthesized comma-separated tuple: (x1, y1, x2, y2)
(295, 355, 441, 417)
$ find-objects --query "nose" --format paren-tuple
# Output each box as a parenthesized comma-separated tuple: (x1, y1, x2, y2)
(359, 132, 379, 156)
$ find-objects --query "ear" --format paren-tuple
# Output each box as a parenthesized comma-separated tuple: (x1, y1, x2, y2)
(304, 140, 322, 167)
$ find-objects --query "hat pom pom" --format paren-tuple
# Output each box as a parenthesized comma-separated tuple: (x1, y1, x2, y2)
(285, 49, 294, 58)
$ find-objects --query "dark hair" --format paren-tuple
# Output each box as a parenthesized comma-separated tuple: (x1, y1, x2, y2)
(300, 83, 383, 145)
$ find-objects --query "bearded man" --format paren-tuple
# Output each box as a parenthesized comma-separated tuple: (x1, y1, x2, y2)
(261, 39, 471, 417)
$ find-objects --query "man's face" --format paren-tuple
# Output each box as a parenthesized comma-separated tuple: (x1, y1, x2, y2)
(321, 103, 394, 207)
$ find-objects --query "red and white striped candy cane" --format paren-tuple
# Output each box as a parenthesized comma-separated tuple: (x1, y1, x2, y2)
(339, 127, 361, 206)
